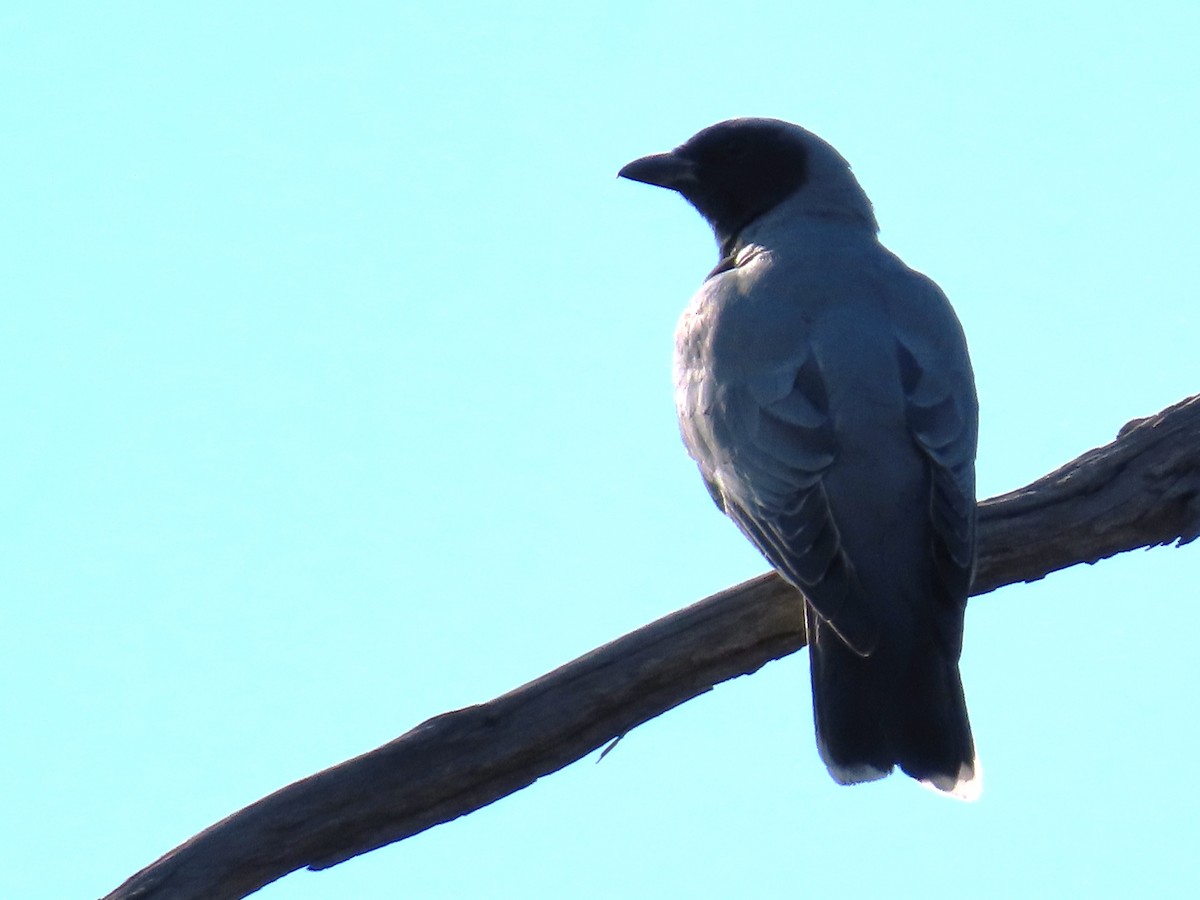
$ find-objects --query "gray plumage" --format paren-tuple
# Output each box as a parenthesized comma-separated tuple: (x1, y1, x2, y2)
(619, 119, 979, 797)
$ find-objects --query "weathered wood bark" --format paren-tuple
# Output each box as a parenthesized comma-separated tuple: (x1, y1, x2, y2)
(104, 395, 1200, 900)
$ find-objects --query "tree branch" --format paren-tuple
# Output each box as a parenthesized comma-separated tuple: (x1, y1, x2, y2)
(104, 395, 1200, 900)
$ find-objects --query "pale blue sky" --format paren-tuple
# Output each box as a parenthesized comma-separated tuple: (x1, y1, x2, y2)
(3, 3, 1198, 898)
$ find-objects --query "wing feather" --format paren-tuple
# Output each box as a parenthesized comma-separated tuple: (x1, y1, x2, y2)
(895, 337, 978, 652)
(709, 357, 879, 656)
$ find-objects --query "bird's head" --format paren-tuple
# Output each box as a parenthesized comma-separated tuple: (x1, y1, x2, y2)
(618, 118, 877, 259)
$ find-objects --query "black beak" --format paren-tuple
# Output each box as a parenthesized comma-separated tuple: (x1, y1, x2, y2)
(617, 151, 698, 190)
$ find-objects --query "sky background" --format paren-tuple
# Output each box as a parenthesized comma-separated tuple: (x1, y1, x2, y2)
(3, 2, 1198, 898)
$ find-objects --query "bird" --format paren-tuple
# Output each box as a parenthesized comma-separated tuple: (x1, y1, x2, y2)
(618, 118, 980, 798)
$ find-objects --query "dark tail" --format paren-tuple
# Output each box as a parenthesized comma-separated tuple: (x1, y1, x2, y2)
(806, 603, 979, 799)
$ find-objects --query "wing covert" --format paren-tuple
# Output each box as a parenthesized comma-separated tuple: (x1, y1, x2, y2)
(711, 356, 879, 656)
(896, 338, 978, 637)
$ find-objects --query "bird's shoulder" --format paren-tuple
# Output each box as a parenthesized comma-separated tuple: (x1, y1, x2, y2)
(675, 229, 920, 383)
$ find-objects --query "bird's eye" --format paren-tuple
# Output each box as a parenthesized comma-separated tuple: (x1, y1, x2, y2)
(722, 141, 751, 164)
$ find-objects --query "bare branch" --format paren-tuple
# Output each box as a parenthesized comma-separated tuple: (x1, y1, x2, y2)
(972, 393, 1200, 592)
(104, 395, 1200, 900)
